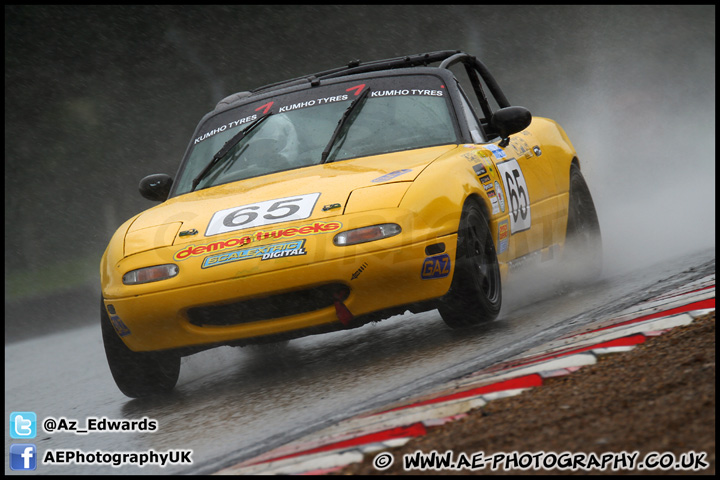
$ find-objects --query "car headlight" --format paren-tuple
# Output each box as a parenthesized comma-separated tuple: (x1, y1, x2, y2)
(122, 264, 179, 285)
(333, 223, 401, 246)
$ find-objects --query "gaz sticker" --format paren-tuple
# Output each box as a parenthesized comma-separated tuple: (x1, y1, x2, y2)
(421, 254, 451, 279)
(110, 315, 131, 337)
(206, 193, 320, 236)
(496, 159, 531, 234)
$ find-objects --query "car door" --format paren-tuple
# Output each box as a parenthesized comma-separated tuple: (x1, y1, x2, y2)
(492, 130, 559, 261)
(454, 85, 559, 262)
(451, 61, 561, 263)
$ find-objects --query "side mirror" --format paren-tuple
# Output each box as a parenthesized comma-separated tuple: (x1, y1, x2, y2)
(139, 174, 173, 202)
(491, 106, 532, 147)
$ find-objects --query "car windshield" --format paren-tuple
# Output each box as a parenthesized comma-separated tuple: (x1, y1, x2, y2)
(173, 75, 458, 195)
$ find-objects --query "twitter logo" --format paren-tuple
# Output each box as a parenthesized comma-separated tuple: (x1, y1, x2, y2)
(10, 412, 37, 439)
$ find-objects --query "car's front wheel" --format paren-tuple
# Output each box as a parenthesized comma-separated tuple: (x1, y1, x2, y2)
(101, 299, 180, 398)
(439, 199, 502, 328)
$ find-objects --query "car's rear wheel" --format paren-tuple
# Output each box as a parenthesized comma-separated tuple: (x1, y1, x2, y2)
(101, 299, 180, 398)
(563, 163, 603, 282)
(439, 199, 502, 328)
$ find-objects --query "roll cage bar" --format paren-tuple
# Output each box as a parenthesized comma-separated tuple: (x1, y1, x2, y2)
(249, 50, 510, 123)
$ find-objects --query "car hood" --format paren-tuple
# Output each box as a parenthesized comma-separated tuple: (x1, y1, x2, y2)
(124, 145, 457, 256)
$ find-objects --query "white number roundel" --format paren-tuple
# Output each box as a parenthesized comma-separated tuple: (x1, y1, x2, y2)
(496, 159, 531, 233)
(206, 193, 320, 236)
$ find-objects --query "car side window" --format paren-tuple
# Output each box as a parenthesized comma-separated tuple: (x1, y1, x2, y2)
(456, 87, 486, 144)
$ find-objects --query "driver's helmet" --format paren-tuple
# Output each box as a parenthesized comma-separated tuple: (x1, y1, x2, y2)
(249, 114, 300, 166)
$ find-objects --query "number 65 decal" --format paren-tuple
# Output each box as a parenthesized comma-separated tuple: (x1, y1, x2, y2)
(206, 192, 320, 236)
(496, 159, 531, 234)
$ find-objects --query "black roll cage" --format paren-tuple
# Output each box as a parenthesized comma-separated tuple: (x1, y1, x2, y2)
(250, 50, 510, 123)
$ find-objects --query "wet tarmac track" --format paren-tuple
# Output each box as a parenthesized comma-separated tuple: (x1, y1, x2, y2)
(4, 247, 714, 475)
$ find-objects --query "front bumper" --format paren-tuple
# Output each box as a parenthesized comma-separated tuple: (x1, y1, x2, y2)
(103, 232, 457, 352)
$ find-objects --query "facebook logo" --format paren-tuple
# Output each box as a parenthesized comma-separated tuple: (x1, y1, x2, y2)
(10, 412, 36, 439)
(10, 444, 37, 470)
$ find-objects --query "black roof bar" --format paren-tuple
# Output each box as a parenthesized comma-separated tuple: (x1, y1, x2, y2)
(438, 52, 509, 108)
(318, 50, 462, 81)
(251, 50, 461, 95)
(243, 50, 510, 113)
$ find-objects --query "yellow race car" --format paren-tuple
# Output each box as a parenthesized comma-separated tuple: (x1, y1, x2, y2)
(101, 50, 602, 397)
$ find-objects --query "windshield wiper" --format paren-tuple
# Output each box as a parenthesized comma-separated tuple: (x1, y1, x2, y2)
(191, 112, 273, 191)
(320, 87, 371, 164)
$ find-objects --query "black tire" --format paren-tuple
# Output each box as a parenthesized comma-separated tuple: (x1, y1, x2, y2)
(439, 199, 502, 328)
(101, 299, 180, 398)
(563, 164, 603, 282)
